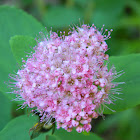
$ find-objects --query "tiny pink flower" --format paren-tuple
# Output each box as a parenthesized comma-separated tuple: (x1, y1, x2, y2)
(76, 126, 83, 133)
(72, 120, 79, 127)
(83, 124, 92, 132)
(11, 24, 122, 133)
(80, 120, 88, 125)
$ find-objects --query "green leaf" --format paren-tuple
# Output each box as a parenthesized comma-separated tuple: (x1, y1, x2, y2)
(42, 6, 83, 29)
(96, 109, 134, 133)
(0, 91, 12, 131)
(49, 128, 102, 140)
(10, 35, 37, 65)
(104, 53, 140, 114)
(0, 5, 44, 99)
(0, 114, 46, 140)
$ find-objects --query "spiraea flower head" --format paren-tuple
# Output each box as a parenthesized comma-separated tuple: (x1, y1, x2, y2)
(11, 24, 122, 133)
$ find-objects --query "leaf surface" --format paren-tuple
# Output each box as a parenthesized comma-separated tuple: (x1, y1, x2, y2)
(104, 54, 140, 114)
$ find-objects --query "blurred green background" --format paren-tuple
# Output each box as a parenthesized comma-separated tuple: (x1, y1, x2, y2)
(0, 0, 140, 140)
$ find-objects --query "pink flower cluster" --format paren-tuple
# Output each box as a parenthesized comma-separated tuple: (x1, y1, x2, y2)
(13, 24, 118, 133)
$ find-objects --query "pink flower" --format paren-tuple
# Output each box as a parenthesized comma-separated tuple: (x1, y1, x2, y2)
(11, 24, 122, 133)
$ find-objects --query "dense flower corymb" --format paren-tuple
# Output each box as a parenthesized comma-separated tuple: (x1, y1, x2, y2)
(12, 24, 120, 133)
